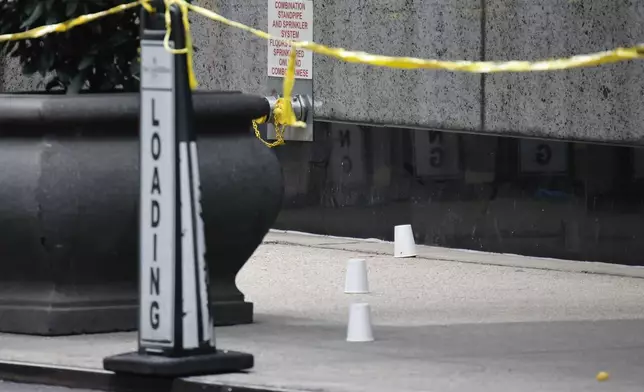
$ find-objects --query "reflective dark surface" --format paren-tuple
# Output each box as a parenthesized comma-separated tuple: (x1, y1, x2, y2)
(273, 122, 644, 266)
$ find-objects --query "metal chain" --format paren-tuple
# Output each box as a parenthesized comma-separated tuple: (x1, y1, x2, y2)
(253, 117, 285, 148)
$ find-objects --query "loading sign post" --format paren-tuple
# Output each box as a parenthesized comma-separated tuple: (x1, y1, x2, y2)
(103, 1, 254, 377)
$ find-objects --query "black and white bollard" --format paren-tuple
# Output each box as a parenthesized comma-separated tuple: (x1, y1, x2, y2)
(103, 2, 253, 377)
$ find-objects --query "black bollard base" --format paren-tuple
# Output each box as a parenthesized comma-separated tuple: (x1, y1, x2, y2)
(103, 350, 253, 378)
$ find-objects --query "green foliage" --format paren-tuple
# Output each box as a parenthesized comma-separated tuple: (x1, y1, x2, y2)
(0, 0, 142, 93)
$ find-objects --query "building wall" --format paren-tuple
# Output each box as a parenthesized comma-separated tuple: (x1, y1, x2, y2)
(185, 0, 644, 144)
(3, 1, 644, 265)
(3, 1, 644, 143)
(1, 55, 41, 92)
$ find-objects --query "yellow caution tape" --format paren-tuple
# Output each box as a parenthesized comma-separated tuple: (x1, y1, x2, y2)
(186, 1, 644, 131)
(252, 98, 293, 147)
(161, 0, 198, 89)
(0, 1, 146, 43)
(188, 1, 644, 73)
(3, 0, 644, 144)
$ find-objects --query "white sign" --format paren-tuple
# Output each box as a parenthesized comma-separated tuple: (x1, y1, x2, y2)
(519, 139, 568, 174)
(267, 0, 313, 79)
(414, 130, 461, 178)
(178, 140, 212, 350)
(139, 40, 176, 348)
(330, 124, 366, 187)
(634, 148, 644, 179)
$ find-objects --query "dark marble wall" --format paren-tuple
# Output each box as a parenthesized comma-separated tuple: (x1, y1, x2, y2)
(274, 123, 644, 266)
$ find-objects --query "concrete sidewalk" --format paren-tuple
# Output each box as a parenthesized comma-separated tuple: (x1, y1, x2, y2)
(2, 232, 644, 391)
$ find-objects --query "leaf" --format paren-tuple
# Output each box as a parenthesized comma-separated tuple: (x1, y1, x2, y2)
(65, 1, 78, 17)
(0, 43, 12, 57)
(67, 72, 86, 94)
(109, 31, 129, 46)
(9, 0, 142, 93)
(20, 2, 44, 29)
(46, 9, 61, 25)
(78, 56, 94, 70)
(129, 60, 140, 77)
(100, 79, 115, 91)
(45, 77, 63, 91)
(38, 48, 54, 76)
(23, 60, 38, 76)
(23, 0, 38, 17)
(57, 70, 71, 83)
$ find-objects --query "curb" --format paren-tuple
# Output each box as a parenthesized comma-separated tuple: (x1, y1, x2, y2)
(265, 230, 644, 280)
(0, 361, 281, 392)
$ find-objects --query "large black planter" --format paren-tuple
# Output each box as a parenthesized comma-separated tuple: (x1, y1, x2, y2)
(0, 91, 283, 335)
